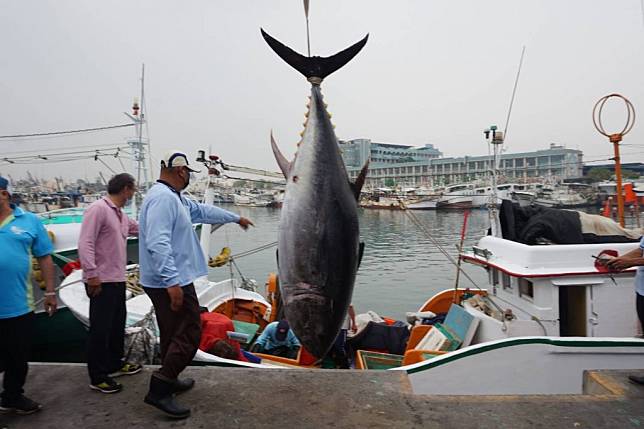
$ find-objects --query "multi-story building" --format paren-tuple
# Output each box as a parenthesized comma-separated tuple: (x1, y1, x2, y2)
(342, 141, 583, 188)
(339, 139, 442, 167)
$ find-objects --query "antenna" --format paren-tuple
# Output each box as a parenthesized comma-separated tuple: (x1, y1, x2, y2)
(503, 46, 526, 144)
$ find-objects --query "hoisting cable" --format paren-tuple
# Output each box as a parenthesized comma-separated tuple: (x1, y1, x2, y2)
(399, 199, 508, 321)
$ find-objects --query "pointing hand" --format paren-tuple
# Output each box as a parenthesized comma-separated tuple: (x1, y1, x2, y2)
(238, 217, 254, 230)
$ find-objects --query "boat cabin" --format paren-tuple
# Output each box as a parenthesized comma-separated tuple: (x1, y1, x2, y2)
(461, 236, 640, 342)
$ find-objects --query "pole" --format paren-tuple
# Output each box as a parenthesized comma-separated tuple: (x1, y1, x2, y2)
(452, 210, 470, 304)
(611, 134, 625, 227)
(303, 0, 311, 56)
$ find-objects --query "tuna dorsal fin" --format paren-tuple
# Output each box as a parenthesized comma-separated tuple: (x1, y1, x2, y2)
(261, 28, 368, 82)
(271, 131, 291, 178)
(349, 161, 369, 200)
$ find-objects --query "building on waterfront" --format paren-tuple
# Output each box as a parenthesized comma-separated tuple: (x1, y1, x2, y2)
(341, 140, 583, 188)
(339, 139, 443, 167)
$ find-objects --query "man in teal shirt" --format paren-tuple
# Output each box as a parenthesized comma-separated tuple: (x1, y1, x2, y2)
(0, 176, 57, 415)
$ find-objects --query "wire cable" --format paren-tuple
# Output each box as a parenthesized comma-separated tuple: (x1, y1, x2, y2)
(0, 123, 135, 139)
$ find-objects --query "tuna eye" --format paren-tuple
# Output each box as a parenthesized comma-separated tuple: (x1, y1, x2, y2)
(292, 175, 299, 183)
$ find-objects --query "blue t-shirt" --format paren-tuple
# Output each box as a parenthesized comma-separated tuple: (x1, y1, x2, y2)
(0, 205, 53, 318)
(635, 236, 644, 297)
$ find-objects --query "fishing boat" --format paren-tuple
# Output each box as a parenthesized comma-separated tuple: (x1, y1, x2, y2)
(436, 183, 475, 209)
(533, 184, 591, 208)
(233, 192, 273, 207)
(405, 187, 442, 210)
(57, 265, 278, 368)
(360, 188, 405, 210)
(391, 231, 644, 395)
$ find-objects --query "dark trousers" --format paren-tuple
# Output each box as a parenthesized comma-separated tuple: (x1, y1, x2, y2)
(144, 284, 201, 380)
(0, 312, 33, 400)
(637, 293, 644, 333)
(86, 282, 126, 384)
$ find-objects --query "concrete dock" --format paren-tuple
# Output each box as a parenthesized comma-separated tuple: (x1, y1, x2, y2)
(2, 364, 644, 428)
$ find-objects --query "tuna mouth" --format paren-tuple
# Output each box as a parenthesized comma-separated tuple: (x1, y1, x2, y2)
(282, 288, 336, 358)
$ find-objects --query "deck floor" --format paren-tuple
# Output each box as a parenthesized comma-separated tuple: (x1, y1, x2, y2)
(2, 364, 644, 428)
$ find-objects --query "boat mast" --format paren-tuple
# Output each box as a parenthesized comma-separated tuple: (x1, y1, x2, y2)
(484, 125, 504, 237)
(124, 64, 149, 219)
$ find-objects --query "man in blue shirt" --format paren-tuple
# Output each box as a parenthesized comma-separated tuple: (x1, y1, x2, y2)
(139, 151, 252, 419)
(0, 176, 57, 415)
(607, 236, 644, 385)
(252, 320, 301, 359)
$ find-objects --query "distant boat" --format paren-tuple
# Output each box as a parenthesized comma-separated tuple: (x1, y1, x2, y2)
(436, 184, 475, 209)
(233, 193, 273, 207)
(533, 185, 590, 208)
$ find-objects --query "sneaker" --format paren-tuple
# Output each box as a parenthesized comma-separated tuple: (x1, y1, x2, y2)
(0, 395, 43, 415)
(89, 378, 123, 394)
(110, 362, 143, 378)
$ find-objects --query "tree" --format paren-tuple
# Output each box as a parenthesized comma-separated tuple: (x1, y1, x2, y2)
(623, 170, 640, 180)
(586, 168, 612, 183)
(384, 178, 396, 187)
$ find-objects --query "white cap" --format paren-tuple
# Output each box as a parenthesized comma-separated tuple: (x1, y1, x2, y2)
(160, 150, 201, 173)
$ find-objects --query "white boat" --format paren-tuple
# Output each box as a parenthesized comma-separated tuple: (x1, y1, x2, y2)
(534, 185, 591, 208)
(395, 234, 644, 395)
(406, 198, 438, 210)
(470, 183, 534, 208)
(436, 184, 475, 209)
(58, 267, 275, 368)
(233, 193, 272, 207)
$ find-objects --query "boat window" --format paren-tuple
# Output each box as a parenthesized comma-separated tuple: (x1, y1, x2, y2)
(502, 273, 512, 290)
(491, 268, 499, 286)
(519, 278, 534, 300)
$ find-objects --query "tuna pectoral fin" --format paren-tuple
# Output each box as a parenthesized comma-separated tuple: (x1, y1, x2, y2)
(261, 28, 368, 81)
(270, 131, 291, 178)
(349, 161, 369, 200)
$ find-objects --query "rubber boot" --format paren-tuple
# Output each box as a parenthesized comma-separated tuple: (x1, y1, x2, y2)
(144, 374, 191, 419)
(171, 377, 195, 394)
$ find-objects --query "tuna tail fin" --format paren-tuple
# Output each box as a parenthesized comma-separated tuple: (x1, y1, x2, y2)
(261, 28, 368, 82)
(271, 131, 291, 178)
(349, 161, 369, 201)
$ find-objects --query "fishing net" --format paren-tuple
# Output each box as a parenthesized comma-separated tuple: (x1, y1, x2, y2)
(124, 307, 160, 365)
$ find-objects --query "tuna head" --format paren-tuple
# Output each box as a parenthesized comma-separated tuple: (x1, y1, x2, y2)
(263, 29, 369, 358)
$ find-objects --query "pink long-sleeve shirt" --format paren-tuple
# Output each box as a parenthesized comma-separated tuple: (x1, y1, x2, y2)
(78, 196, 138, 282)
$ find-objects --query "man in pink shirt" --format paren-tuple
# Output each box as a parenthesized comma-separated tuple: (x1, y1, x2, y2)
(78, 173, 141, 394)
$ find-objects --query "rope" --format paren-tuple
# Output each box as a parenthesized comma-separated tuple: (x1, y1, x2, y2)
(231, 241, 278, 259)
(0, 123, 135, 139)
(400, 199, 509, 319)
(400, 202, 483, 290)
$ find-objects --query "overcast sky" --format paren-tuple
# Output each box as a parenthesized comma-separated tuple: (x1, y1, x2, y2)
(1, 0, 643, 181)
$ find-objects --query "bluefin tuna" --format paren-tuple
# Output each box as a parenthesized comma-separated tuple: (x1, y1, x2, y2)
(261, 28, 369, 358)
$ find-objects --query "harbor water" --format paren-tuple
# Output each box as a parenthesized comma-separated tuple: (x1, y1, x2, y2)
(207, 205, 491, 320)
